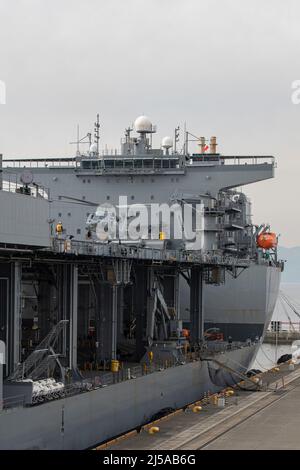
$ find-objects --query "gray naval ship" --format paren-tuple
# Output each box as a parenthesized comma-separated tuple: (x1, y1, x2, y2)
(0, 115, 283, 449)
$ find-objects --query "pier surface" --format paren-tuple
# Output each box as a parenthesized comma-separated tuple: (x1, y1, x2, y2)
(97, 363, 300, 450)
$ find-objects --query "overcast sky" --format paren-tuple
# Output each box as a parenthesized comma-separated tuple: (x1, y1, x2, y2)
(0, 0, 300, 246)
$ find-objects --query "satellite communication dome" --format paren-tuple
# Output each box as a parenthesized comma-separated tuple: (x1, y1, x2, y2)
(89, 143, 98, 154)
(162, 136, 173, 149)
(134, 115, 152, 133)
(20, 170, 34, 185)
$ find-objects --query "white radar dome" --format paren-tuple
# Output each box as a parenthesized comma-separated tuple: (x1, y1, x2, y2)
(134, 115, 152, 133)
(89, 143, 98, 153)
(162, 136, 173, 149)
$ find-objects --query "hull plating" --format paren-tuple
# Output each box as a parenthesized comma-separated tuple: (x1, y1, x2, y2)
(0, 344, 259, 450)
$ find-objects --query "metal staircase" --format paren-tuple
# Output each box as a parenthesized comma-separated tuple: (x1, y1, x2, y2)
(8, 320, 68, 381)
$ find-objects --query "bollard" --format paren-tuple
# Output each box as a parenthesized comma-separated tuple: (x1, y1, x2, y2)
(193, 405, 202, 413)
(211, 395, 218, 406)
(148, 426, 160, 435)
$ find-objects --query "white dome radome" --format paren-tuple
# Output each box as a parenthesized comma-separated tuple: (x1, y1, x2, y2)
(134, 115, 152, 133)
(89, 143, 98, 153)
(162, 136, 173, 149)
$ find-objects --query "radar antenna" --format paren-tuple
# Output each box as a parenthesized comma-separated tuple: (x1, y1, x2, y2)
(94, 113, 100, 156)
(125, 126, 133, 142)
(174, 126, 180, 154)
(70, 126, 92, 157)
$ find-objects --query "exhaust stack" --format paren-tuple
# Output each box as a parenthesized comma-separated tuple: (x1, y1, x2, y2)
(210, 137, 217, 154)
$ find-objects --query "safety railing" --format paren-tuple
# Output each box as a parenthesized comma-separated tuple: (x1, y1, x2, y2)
(52, 238, 251, 268)
(191, 155, 275, 166)
(2, 157, 77, 169)
(1, 340, 254, 411)
(221, 155, 275, 165)
(267, 321, 300, 333)
(1, 174, 49, 200)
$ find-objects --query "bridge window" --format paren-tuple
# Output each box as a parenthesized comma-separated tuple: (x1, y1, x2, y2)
(115, 160, 123, 168)
(134, 160, 143, 168)
(91, 161, 100, 169)
(82, 161, 92, 169)
(144, 160, 153, 169)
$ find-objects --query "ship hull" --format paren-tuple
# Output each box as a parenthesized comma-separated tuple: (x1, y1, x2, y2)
(0, 264, 281, 449)
(181, 263, 281, 341)
(0, 343, 259, 450)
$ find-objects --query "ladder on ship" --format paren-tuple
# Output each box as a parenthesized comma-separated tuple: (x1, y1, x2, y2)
(8, 320, 68, 382)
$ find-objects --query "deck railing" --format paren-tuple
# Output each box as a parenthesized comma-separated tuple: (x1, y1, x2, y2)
(52, 238, 251, 268)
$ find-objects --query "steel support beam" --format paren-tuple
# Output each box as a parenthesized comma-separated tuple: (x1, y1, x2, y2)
(69, 265, 78, 370)
(0, 340, 5, 411)
(8, 262, 21, 373)
(190, 266, 204, 344)
(111, 285, 118, 360)
(134, 266, 147, 360)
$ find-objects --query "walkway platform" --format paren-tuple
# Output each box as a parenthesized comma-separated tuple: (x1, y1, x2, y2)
(96, 362, 300, 450)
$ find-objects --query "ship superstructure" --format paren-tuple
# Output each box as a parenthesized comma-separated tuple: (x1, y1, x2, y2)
(0, 116, 283, 449)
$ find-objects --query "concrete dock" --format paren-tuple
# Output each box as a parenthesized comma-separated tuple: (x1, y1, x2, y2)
(97, 362, 300, 451)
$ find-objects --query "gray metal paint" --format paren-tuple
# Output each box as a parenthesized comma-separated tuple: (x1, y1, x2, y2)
(0, 344, 259, 449)
(0, 190, 50, 247)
